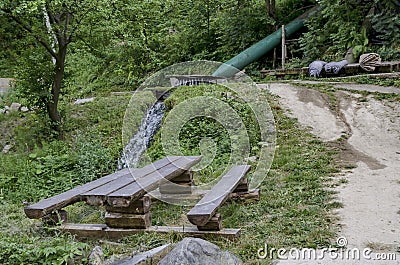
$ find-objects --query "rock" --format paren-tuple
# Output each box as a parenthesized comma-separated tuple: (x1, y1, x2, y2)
(0, 108, 5, 114)
(74, 97, 95, 105)
(245, 156, 257, 163)
(20, 106, 29, 112)
(158, 237, 242, 265)
(110, 244, 171, 265)
(9, 102, 21, 111)
(89, 246, 104, 265)
(2, 144, 12, 154)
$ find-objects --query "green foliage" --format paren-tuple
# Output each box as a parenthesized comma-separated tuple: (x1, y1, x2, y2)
(13, 46, 54, 111)
(0, 134, 116, 203)
(300, 0, 400, 62)
(146, 84, 261, 183)
(73, 131, 115, 184)
(370, 1, 400, 45)
(0, 233, 88, 265)
(300, 0, 373, 62)
(212, 0, 275, 60)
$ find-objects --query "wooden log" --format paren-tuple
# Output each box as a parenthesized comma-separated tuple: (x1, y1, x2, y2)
(107, 156, 202, 207)
(197, 213, 222, 231)
(105, 196, 151, 214)
(229, 189, 260, 202)
(233, 178, 248, 192)
(187, 165, 251, 226)
(61, 223, 241, 240)
(159, 181, 193, 194)
(153, 188, 260, 203)
(170, 171, 193, 183)
(105, 212, 152, 229)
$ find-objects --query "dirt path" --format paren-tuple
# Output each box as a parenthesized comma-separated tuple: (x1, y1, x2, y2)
(258, 82, 400, 264)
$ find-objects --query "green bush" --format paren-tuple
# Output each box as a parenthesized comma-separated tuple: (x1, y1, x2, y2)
(0, 233, 88, 265)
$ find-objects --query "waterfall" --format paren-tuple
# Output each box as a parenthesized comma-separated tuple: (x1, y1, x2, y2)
(119, 101, 165, 169)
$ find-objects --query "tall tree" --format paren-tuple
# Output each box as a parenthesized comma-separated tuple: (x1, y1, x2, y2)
(0, 1, 101, 131)
(265, 0, 276, 21)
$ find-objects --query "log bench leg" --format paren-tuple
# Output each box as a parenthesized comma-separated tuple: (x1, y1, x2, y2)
(233, 177, 249, 192)
(42, 210, 68, 225)
(105, 212, 151, 229)
(105, 196, 152, 229)
(159, 170, 194, 195)
(197, 213, 222, 231)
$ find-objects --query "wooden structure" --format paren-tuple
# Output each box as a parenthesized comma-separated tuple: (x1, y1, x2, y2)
(260, 61, 400, 79)
(24, 156, 257, 239)
(187, 165, 252, 231)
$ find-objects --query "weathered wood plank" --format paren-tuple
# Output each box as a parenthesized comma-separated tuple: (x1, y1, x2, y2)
(229, 189, 260, 202)
(105, 196, 151, 214)
(233, 178, 249, 192)
(197, 213, 222, 231)
(24, 156, 181, 218)
(81, 156, 182, 206)
(61, 223, 240, 240)
(170, 170, 193, 183)
(107, 156, 202, 207)
(152, 188, 259, 203)
(187, 165, 250, 226)
(83, 174, 136, 206)
(24, 168, 131, 219)
(159, 182, 193, 194)
(105, 212, 152, 229)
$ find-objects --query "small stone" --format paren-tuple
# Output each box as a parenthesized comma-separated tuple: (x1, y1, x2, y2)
(89, 246, 104, 265)
(20, 106, 29, 112)
(10, 102, 21, 111)
(74, 97, 95, 105)
(245, 156, 257, 163)
(2, 144, 12, 154)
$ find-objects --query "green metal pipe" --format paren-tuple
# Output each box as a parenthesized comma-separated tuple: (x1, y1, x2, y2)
(212, 6, 319, 77)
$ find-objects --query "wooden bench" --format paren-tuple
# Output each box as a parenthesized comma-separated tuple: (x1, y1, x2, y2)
(187, 165, 252, 231)
(24, 156, 201, 223)
(25, 156, 259, 239)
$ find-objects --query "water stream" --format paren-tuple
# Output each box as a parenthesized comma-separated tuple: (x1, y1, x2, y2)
(119, 101, 166, 169)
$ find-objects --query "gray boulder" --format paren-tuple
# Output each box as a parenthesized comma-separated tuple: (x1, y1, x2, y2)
(158, 237, 242, 265)
(10, 102, 21, 111)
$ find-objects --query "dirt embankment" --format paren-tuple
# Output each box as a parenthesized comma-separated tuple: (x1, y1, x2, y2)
(259, 82, 400, 256)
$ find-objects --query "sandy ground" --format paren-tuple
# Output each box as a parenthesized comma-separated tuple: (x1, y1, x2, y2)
(258, 82, 400, 264)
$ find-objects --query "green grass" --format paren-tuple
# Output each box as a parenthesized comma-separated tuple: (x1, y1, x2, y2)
(0, 85, 341, 264)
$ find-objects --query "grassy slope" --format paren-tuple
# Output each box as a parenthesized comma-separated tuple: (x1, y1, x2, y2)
(0, 85, 341, 264)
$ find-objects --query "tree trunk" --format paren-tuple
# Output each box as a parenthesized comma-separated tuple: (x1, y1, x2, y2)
(265, 0, 276, 21)
(47, 44, 67, 134)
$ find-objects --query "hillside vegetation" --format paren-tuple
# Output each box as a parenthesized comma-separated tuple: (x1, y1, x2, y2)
(0, 0, 399, 264)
